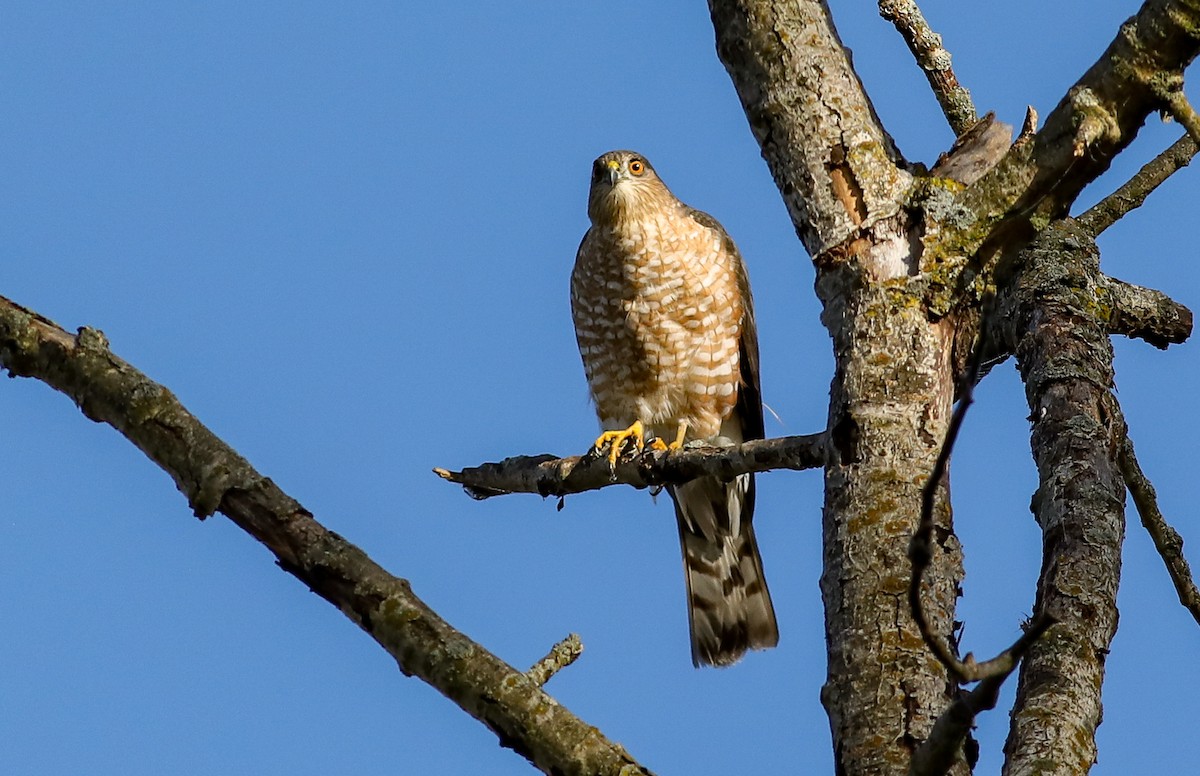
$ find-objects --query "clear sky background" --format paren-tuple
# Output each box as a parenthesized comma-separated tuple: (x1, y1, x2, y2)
(2, 2, 1197, 774)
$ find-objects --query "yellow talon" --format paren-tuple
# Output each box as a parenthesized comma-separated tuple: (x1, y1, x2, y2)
(592, 420, 647, 467)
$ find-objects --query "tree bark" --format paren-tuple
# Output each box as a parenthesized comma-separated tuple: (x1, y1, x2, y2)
(995, 223, 1127, 776)
(708, 3, 964, 772)
(705, 2, 1200, 775)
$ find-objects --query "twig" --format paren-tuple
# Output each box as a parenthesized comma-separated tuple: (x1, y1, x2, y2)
(1077, 133, 1197, 236)
(1119, 435, 1200, 626)
(434, 433, 827, 500)
(908, 310, 1056, 684)
(525, 634, 585, 687)
(878, 0, 975, 135)
(0, 294, 653, 776)
(1164, 89, 1200, 145)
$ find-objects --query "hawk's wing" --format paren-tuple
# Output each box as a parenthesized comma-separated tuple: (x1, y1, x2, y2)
(673, 207, 776, 667)
(686, 207, 764, 442)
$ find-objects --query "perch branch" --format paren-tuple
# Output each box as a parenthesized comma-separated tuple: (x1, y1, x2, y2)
(525, 634, 585, 687)
(1077, 133, 1197, 236)
(1119, 434, 1200, 626)
(435, 433, 827, 500)
(0, 293, 651, 776)
(878, 0, 976, 134)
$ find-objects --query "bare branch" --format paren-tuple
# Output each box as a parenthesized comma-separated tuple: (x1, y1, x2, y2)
(910, 620, 1054, 776)
(435, 433, 827, 500)
(1119, 435, 1200, 626)
(909, 310, 1054, 685)
(993, 221, 1127, 775)
(877, 0, 976, 135)
(0, 294, 652, 776)
(1100, 273, 1193, 348)
(1077, 133, 1197, 235)
(526, 634, 585, 687)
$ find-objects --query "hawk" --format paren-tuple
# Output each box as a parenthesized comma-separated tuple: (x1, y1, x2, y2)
(570, 149, 779, 667)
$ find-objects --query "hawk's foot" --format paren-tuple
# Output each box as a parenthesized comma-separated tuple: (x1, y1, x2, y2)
(591, 420, 648, 469)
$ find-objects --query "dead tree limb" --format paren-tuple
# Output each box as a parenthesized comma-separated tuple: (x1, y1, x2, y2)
(878, 0, 976, 134)
(994, 222, 1133, 775)
(1119, 434, 1200, 626)
(0, 293, 653, 776)
(435, 433, 827, 500)
(1077, 133, 1197, 236)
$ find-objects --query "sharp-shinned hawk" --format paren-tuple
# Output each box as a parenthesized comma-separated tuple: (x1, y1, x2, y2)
(570, 149, 779, 667)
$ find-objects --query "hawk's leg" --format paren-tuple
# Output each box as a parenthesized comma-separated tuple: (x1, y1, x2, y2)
(592, 420, 648, 468)
(646, 420, 689, 452)
(667, 420, 688, 450)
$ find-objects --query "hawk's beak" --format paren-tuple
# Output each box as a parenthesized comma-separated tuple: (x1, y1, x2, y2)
(605, 159, 621, 186)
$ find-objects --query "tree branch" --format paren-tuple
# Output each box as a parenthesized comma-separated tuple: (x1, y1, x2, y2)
(909, 311, 1055, 686)
(877, 0, 976, 135)
(993, 221, 1128, 775)
(1119, 434, 1200, 626)
(525, 634, 585, 687)
(0, 293, 653, 776)
(1100, 274, 1194, 348)
(1163, 87, 1200, 144)
(1077, 133, 1197, 236)
(435, 434, 827, 501)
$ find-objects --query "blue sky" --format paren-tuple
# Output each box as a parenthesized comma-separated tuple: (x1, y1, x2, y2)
(2, 2, 1197, 774)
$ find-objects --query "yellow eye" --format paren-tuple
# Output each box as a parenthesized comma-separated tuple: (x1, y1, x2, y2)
(629, 159, 645, 175)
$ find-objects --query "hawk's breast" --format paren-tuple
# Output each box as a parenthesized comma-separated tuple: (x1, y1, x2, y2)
(571, 208, 743, 440)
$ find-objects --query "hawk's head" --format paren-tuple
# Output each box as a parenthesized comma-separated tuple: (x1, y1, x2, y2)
(587, 149, 673, 225)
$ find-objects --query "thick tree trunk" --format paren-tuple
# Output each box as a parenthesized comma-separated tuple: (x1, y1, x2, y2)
(708, 2, 964, 772)
(818, 268, 965, 775)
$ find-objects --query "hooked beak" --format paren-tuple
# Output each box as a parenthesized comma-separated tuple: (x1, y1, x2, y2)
(604, 158, 621, 186)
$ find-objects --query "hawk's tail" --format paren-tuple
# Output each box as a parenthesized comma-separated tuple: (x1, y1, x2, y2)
(670, 472, 779, 667)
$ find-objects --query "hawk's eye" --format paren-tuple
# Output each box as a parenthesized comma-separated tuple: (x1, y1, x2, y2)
(629, 159, 645, 175)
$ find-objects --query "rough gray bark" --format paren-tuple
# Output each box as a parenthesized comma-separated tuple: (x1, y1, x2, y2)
(707, 2, 962, 772)
(994, 223, 1127, 776)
